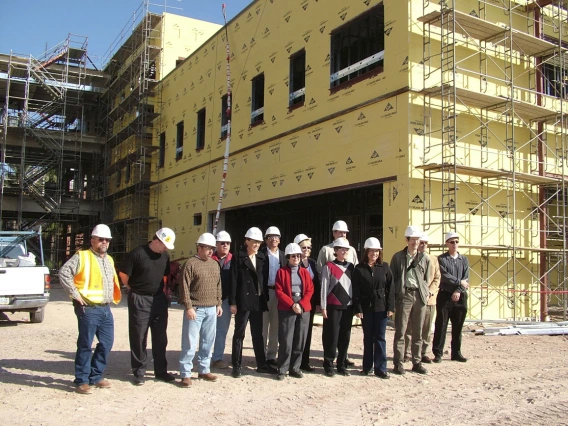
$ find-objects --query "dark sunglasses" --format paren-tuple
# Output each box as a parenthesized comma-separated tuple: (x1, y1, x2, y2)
(218, 242, 230, 245)
(448, 240, 459, 244)
(96, 238, 111, 243)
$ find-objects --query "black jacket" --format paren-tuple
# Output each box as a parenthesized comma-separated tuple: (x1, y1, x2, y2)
(352, 262, 395, 314)
(300, 258, 321, 307)
(261, 246, 286, 288)
(229, 248, 268, 312)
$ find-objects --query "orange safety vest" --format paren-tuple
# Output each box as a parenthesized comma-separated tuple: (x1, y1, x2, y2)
(74, 250, 121, 304)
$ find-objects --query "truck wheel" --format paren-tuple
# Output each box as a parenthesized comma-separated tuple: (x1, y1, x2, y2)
(30, 308, 45, 323)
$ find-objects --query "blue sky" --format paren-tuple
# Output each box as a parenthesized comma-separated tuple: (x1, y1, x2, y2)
(0, 0, 252, 68)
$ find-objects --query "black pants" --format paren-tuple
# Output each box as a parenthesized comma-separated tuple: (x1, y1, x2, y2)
(322, 307, 353, 370)
(278, 310, 310, 374)
(432, 290, 467, 357)
(232, 309, 266, 368)
(301, 309, 315, 367)
(127, 291, 169, 377)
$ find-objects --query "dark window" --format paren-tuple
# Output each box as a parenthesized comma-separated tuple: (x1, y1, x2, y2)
(543, 63, 568, 99)
(125, 164, 131, 184)
(196, 108, 206, 150)
(193, 213, 202, 226)
(221, 94, 229, 139)
(330, 3, 385, 88)
(159, 132, 166, 168)
(176, 121, 184, 160)
(251, 73, 265, 124)
(116, 168, 121, 188)
(289, 50, 306, 106)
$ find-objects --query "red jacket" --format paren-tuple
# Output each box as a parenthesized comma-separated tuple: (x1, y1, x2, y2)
(275, 266, 314, 312)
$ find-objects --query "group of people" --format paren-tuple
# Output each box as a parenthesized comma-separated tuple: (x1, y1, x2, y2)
(59, 219, 470, 394)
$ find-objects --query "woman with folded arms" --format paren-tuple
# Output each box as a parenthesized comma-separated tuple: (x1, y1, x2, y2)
(274, 243, 314, 381)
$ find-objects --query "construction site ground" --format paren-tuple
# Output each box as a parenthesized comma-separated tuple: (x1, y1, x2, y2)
(1, 285, 568, 426)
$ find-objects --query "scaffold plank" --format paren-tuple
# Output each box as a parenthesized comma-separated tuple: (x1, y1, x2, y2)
(419, 9, 558, 57)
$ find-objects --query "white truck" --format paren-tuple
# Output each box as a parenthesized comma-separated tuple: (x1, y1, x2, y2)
(0, 230, 51, 323)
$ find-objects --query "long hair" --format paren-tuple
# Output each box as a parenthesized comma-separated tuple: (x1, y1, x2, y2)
(362, 248, 383, 265)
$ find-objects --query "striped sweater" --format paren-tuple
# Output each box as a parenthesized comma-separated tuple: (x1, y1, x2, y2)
(320, 259, 354, 310)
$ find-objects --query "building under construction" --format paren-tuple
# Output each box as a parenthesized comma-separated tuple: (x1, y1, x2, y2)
(0, 34, 106, 268)
(0, 2, 219, 267)
(1, 0, 567, 321)
(152, 0, 568, 321)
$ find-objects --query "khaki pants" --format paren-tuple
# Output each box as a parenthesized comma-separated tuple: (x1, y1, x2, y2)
(263, 288, 279, 361)
(393, 290, 426, 366)
(404, 304, 436, 357)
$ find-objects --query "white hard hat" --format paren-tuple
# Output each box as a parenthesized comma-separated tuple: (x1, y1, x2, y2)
(244, 227, 263, 241)
(216, 230, 231, 242)
(364, 237, 382, 249)
(156, 227, 175, 249)
(265, 226, 281, 237)
(91, 224, 112, 239)
(404, 226, 422, 238)
(196, 233, 216, 247)
(293, 233, 310, 245)
(333, 237, 350, 249)
(284, 243, 302, 256)
(445, 231, 459, 242)
(332, 220, 349, 232)
(420, 233, 429, 242)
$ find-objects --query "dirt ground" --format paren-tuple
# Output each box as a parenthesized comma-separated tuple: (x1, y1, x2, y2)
(1, 285, 568, 426)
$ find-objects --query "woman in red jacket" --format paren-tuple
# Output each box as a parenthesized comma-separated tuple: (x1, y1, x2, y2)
(274, 243, 314, 380)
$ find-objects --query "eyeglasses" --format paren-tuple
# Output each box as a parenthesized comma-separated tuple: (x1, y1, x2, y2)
(96, 238, 111, 243)
(447, 240, 459, 244)
(289, 254, 301, 258)
(198, 245, 214, 251)
(300, 246, 312, 250)
(218, 242, 230, 246)
(266, 236, 280, 240)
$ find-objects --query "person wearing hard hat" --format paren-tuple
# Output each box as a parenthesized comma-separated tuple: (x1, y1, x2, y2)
(316, 220, 358, 368)
(211, 231, 233, 369)
(274, 243, 315, 381)
(404, 232, 441, 364)
(390, 225, 431, 376)
(178, 233, 223, 387)
(432, 232, 469, 363)
(320, 237, 355, 377)
(294, 233, 320, 372)
(261, 226, 286, 368)
(59, 224, 122, 394)
(352, 237, 394, 379)
(118, 227, 176, 386)
(229, 227, 277, 378)
(316, 220, 359, 275)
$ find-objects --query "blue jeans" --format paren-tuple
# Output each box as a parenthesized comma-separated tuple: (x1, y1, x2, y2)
(361, 311, 388, 374)
(73, 302, 114, 385)
(212, 299, 231, 362)
(179, 306, 217, 377)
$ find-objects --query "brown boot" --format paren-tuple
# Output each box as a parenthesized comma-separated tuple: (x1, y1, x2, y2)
(75, 384, 92, 395)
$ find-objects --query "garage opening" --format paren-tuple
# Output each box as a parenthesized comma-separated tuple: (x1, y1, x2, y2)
(222, 184, 383, 257)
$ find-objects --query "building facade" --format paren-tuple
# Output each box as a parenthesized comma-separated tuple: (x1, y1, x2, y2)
(151, 0, 567, 320)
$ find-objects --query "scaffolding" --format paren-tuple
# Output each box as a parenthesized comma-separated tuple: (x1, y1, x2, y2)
(100, 1, 163, 260)
(419, 0, 568, 320)
(0, 34, 106, 269)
